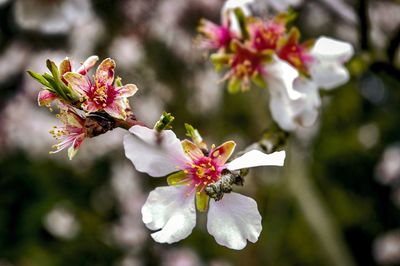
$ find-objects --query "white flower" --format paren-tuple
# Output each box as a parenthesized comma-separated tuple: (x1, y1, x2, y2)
(267, 37, 353, 131)
(123, 125, 286, 249)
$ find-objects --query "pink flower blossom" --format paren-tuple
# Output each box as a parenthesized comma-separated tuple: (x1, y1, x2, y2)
(197, 19, 236, 51)
(49, 108, 87, 160)
(63, 58, 138, 120)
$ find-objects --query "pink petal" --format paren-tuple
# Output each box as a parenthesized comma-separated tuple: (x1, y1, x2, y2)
(181, 139, 204, 160)
(116, 84, 138, 98)
(63, 72, 90, 95)
(210, 141, 236, 166)
(59, 58, 72, 76)
(82, 101, 99, 113)
(104, 100, 126, 120)
(77, 55, 99, 75)
(37, 90, 58, 106)
(95, 58, 115, 86)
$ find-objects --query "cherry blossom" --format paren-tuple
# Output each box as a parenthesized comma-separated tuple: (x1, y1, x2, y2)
(49, 107, 87, 160)
(63, 58, 138, 120)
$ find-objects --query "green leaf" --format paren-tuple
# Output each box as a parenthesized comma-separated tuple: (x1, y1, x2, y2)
(46, 59, 60, 79)
(115, 76, 123, 87)
(184, 123, 207, 150)
(27, 70, 51, 87)
(153, 112, 175, 132)
(42, 73, 68, 100)
(233, 8, 249, 39)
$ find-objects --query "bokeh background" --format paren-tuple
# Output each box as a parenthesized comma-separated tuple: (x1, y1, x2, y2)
(0, 0, 400, 265)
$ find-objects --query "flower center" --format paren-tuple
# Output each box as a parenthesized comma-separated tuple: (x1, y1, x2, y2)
(251, 22, 284, 51)
(185, 156, 221, 194)
(89, 81, 116, 108)
(231, 47, 263, 79)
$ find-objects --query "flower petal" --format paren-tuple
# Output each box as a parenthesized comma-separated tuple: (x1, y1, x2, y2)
(63, 72, 90, 95)
(59, 58, 72, 76)
(265, 56, 301, 100)
(226, 150, 286, 171)
(37, 90, 58, 106)
(207, 192, 262, 250)
(95, 58, 115, 86)
(309, 37, 353, 90)
(310, 37, 354, 62)
(210, 141, 236, 165)
(309, 61, 350, 90)
(116, 84, 138, 98)
(292, 77, 321, 127)
(104, 100, 126, 120)
(221, 0, 254, 35)
(142, 186, 196, 244)
(269, 90, 297, 131)
(77, 55, 99, 75)
(123, 125, 189, 177)
(67, 135, 84, 160)
(181, 139, 204, 160)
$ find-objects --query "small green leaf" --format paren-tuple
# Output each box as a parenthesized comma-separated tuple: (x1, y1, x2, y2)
(185, 123, 207, 150)
(42, 73, 68, 100)
(115, 76, 123, 87)
(233, 8, 249, 39)
(153, 112, 175, 132)
(27, 70, 51, 87)
(46, 59, 60, 79)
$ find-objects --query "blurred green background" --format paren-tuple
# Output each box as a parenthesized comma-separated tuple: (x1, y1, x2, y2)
(0, 0, 400, 265)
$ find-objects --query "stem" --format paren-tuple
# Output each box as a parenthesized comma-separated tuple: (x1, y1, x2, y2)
(285, 141, 356, 266)
(115, 114, 147, 130)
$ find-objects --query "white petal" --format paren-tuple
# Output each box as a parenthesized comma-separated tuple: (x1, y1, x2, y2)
(226, 150, 286, 171)
(265, 56, 301, 100)
(268, 76, 320, 131)
(309, 37, 353, 90)
(310, 61, 350, 90)
(291, 77, 321, 127)
(311, 36, 354, 62)
(142, 186, 196, 244)
(123, 125, 189, 177)
(222, 0, 254, 15)
(207, 193, 262, 250)
(221, 0, 254, 34)
(269, 89, 298, 131)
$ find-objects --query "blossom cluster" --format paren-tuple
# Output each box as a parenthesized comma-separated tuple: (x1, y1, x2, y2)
(28, 56, 139, 159)
(197, 0, 354, 131)
(26, 0, 356, 252)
